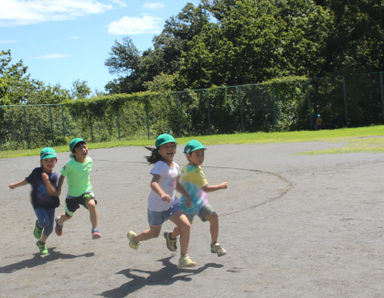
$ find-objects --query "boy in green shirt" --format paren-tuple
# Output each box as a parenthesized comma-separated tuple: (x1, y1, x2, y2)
(55, 138, 101, 239)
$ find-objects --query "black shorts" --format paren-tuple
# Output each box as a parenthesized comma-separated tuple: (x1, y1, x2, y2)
(65, 192, 97, 217)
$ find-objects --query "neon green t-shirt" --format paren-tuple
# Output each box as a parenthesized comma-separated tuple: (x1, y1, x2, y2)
(61, 156, 93, 197)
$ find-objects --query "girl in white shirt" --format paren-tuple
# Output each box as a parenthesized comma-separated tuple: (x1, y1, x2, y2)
(127, 133, 196, 269)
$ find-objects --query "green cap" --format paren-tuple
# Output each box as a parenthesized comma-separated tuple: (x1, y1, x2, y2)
(40, 147, 57, 159)
(183, 140, 206, 154)
(155, 133, 176, 148)
(69, 138, 85, 152)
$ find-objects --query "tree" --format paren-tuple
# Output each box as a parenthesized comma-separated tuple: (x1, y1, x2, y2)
(177, 0, 332, 89)
(0, 50, 70, 105)
(71, 79, 91, 99)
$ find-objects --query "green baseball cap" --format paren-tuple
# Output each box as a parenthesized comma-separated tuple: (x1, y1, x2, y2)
(155, 133, 176, 148)
(183, 140, 206, 154)
(69, 138, 86, 152)
(40, 147, 57, 159)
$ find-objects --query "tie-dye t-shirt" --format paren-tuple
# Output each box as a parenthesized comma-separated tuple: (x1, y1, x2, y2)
(147, 160, 180, 212)
(180, 164, 209, 215)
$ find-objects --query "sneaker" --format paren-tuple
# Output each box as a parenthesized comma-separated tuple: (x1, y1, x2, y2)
(92, 228, 101, 239)
(36, 241, 48, 255)
(211, 242, 227, 256)
(178, 255, 197, 269)
(164, 232, 177, 252)
(127, 231, 140, 250)
(33, 220, 43, 239)
(55, 217, 62, 236)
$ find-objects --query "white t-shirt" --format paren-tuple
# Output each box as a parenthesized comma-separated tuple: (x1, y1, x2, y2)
(147, 160, 180, 211)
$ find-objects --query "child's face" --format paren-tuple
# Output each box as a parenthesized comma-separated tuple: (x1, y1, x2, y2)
(187, 149, 205, 166)
(41, 158, 57, 173)
(73, 142, 88, 161)
(158, 142, 176, 164)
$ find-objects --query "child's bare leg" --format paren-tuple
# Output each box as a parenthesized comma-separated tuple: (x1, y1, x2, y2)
(170, 212, 191, 256)
(40, 233, 48, 243)
(59, 213, 71, 225)
(206, 213, 219, 245)
(87, 199, 98, 229)
(135, 225, 161, 242)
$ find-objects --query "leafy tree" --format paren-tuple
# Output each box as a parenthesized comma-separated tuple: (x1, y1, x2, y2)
(71, 79, 91, 99)
(177, 0, 331, 89)
(0, 50, 70, 105)
(316, 0, 384, 74)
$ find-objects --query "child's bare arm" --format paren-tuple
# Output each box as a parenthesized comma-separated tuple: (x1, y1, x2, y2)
(56, 175, 65, 196)
(8, 179, 28, 189)
(41, 173, 57, 196)
(202, 181, 228, 192)
(176, 180, 191, 207)
(150, 174, 171, 202)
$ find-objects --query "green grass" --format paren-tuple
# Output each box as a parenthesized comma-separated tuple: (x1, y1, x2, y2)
(1, 125, 384, 158)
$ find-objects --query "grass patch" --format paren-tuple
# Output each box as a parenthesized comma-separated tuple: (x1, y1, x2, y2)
(1, 125, 384, 158)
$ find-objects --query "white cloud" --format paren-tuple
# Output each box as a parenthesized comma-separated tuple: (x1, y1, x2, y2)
(0, 0, 114, 27)
(69, 35, 79, 39)
(108, 15, 163, 35)
(0, 40, 17, 43)
(143, 2, 164, 10)
(35, 53, 69, 59)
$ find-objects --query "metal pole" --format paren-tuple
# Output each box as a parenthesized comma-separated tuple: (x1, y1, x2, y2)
(237, 86, 245, 131)
(49, 105, 54, 144)
(23, 105, 30, 149)
(205, 90, 212, 133)
(307, 80, 312, 129)
(61, 105, 66, 139)
(380, 72, 384, 122)
(342, 75, 348, 127)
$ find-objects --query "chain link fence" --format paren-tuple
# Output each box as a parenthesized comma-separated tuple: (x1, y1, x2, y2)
(1, 71, 383, 150)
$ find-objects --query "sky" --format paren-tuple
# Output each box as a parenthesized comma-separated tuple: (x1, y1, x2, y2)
(0, 0, 201, 94)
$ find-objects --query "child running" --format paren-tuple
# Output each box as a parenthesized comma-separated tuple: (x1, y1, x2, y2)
(55, 138, 101, 239)
(8, 147, 60, 255)
(127, 133, 197, 269)
(164, 140, 228, 256)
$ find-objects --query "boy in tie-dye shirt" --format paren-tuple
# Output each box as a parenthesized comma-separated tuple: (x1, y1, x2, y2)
(164, 140, 228, 257)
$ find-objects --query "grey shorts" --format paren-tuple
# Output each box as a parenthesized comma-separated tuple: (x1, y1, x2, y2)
(186, 203, 216, 223)
(147, 203, 181, 226)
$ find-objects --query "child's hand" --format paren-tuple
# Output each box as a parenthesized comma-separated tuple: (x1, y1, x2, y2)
(220, 182, 228, 189)
(161, 193, 171, 202)
(42, 172, 49, 182)
(8, 184, 16, 189)
(186, 197, 192, 208)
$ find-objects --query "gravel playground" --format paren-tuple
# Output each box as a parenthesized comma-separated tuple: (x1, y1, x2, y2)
(1, 141, 383, 297)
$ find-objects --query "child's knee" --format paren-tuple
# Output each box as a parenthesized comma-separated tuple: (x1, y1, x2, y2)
(87, 199, 96, 210)
(149, 230, 160, 238)
(207, 212, 218, 222)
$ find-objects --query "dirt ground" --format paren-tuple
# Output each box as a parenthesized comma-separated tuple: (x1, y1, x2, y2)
(1, 141, 383, 297)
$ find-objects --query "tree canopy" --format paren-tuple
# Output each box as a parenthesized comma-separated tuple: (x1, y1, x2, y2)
(105, 0, 383, 93)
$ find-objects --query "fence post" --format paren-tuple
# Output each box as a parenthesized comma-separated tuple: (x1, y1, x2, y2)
(342, 75, 348, 126)
(23, 105, 30, 149)
(116, 113, 121, 140)
(205, 90, 212, 133)
(380, 71, 384, 122)
(174, 93, 180, 136)
(306, 80, 312, 129)
(145, 102, 150, 140)
(61, 105, 66, 139)
(236, 86, 245, 131)
(49, 105, 54, 144)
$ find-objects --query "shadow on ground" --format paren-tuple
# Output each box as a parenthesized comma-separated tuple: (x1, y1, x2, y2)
(100, 256, 223, 297)
(0, 248, 94, 273)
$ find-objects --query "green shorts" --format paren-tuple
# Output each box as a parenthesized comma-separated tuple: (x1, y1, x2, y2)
(65, 192, 96, 217)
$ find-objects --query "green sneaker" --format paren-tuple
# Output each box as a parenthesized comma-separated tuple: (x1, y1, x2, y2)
(36, 241, 48, 255)
(33, 220, 43, 240)
(127, 231, 140, 250)
(178, 254, 197, 269)
(211, 242, 227, 256)
(164, 231, 177, 252)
